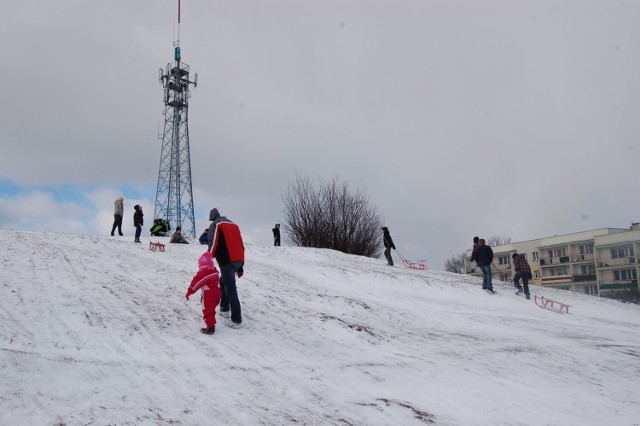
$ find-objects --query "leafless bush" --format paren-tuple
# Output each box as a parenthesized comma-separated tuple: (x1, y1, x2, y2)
(444, 252, 467, 274)
(282, 173, 383, 257)
(486, 234, 512, 247)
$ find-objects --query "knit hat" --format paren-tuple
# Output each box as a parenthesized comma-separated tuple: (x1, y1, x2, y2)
(198, 252, 215, 271)
(473, 236, 479, 243)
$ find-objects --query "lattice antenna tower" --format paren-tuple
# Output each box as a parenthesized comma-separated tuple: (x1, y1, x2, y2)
(154, 0, 198, 237)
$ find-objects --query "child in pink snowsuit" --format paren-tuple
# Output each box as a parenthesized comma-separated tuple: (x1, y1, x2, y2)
(185, 252, 221, 335)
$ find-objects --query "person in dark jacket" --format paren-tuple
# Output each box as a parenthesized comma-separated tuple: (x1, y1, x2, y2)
(272, 224, 281, 246)
(207, 208, 245, 327)
(512, 252, 532, 299)
(470, 236, 480, 267)
(381, 226, 396, 266)
(471, 238, 493, 291)
(133, 205, 144, 243)
(199, 229, 209, 245)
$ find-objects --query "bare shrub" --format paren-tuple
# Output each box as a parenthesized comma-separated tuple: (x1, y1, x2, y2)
(282, 173, 383, 257)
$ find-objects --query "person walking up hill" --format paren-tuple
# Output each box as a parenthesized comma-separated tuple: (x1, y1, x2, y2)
(512, 252, 532, 299)
(471, 238, 494, 292)
(207, 208, 245, 328)
(185, 252, 221, 335)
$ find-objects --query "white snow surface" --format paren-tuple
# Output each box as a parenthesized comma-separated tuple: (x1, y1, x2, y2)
(1, 230, 639, 426)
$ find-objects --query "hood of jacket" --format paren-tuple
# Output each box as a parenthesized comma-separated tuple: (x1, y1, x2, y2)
(198, 252, 216, 271)
(209, 208, 220, 221)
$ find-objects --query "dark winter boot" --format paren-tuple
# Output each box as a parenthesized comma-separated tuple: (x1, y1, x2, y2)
(200, 326, 216, 335)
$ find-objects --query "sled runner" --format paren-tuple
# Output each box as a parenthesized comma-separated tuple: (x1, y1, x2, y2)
(402, 259, 429, 270)
(395, 250, 429, 271)
(534, 295, 571, 314)
(149, 241, 165, 252)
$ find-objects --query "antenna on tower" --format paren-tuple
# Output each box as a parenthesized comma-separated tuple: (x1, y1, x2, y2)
(174, 0, 181, 63)
(153, 0, 198, 238)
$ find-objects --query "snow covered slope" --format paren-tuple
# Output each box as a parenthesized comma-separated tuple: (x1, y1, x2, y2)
(1, 230, 639, 425)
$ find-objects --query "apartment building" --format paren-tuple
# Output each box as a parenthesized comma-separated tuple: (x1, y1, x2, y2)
(465, 224, 640, 296)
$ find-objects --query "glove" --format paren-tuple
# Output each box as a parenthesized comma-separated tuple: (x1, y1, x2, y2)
(237, 267, 244, 278)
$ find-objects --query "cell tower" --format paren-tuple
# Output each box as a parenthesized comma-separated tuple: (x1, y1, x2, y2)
(154, 0, 198, 237)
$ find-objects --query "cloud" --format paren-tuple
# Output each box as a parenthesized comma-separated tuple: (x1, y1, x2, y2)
(0, 191, 88, 233)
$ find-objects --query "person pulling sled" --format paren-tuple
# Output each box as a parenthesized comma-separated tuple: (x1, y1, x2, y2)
(381, 226, 396, 266)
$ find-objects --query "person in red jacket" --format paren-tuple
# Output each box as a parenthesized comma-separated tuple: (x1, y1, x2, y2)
(185, 252, 221, 335)
(207, 208, 245, 328)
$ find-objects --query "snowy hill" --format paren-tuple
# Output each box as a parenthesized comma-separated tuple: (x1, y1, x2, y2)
(1, 230, 639, 426)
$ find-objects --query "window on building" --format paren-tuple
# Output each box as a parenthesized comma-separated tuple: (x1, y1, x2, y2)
(580, 244, 594, 255)
(534, 270, 540, 279)
(614, 269, 638, 281)
(583, 285, 597, 295)
(611, 246, 635, 259)
(498, 255, 510, 265)
(581, 264, 596, 275)
(549, 248, 567, 258)
(532, 252, 539, 261)
(549, 266, 569, 276)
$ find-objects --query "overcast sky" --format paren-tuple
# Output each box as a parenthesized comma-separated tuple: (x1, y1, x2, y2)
(1, 0, 639, 269)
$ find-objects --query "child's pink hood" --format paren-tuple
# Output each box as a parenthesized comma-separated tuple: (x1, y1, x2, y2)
(198, 252, 215, 271)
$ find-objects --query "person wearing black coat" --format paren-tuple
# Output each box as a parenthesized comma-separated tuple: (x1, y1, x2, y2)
(133, 205, 144, 243)
(199, 229, 209, 245)
(381, 226, 396, 266)
(272, 224, 281, 246)
(471, 238, 493, 291)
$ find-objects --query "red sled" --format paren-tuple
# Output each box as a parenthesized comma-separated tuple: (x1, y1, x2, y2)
(403, 259, 429, 270)
(149, 241, 165, 252)
(396, 249, 428, 271)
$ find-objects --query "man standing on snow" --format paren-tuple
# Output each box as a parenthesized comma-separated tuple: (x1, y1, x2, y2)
(381, 226, 396, 266)
(272, 223, 281, 246)
(512, 252, 532, 299)
(207, 208, 245, 328)
(111, 196, 124, 236)
(471, 238, 494, 292)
